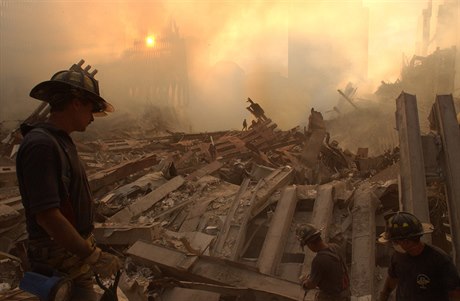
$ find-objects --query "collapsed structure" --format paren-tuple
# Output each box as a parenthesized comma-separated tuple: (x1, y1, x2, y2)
(0, 70, 459, 300)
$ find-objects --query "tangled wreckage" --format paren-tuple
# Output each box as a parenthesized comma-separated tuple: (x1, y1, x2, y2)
(0, 49, 460, 301)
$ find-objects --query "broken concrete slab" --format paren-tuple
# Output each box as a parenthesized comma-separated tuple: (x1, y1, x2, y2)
(89, 153, 159, 193)
(108, 176, 185, 223)
(258, 186, 298, 276)
(93, 222, 161, 245)
(126, 240, 304, 301)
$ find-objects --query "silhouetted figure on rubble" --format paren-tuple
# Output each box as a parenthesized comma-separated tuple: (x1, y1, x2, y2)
(248, 119, 257, 130)
(208, 143, 217, 161)
(246, 97, 268, 121)
(242, 118, 248, 131)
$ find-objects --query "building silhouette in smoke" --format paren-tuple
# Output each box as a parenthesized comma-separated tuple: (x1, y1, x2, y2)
(101, 20, 190, 132)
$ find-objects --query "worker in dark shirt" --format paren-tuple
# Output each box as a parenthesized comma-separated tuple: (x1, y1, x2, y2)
(296, 224, 350, 301)
(378, 211, 460, 301)
(16, 61, 122, 300)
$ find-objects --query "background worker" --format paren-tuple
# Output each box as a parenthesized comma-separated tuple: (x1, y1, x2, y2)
(296, 224, 351, 301)
(378, 211, 460, 301)
(16, 61, 122, 300)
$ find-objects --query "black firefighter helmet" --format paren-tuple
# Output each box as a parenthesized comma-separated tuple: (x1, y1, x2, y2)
(378, 211, 434, 243)
(296, 223, 321, 249)
(29, 60, 114, 115)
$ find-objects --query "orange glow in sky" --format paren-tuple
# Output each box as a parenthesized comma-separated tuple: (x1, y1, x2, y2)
(146, 35, 155, 47)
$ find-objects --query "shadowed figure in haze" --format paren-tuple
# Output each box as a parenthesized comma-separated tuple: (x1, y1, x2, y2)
(378, 211, 460, 301)
(242, 118, 248, 131)
(16, 60, 122, 301)
(296, 224, 350, 301)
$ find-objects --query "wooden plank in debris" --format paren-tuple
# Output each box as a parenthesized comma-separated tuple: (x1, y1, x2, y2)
(214, 136, 248, 159)
(176, 281, 314, 301)
(395, 92, 430, 226)
(88, 154, 158, 192)
(162, 287, 220, 301)
(100, 139, 140, 152)
(126, 240, 305, 301)
(108, 176, 185, 223)
(0, 289, 40, 301)
(350, 184, 379, 298)
(258, 186, 298, 275)
(185, 160, 224, 181)
(431, 95, 460, 268)
(164, 230, 216, 256)
(93, 223, 161, 245)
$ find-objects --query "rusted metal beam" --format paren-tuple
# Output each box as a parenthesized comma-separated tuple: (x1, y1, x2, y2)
(430, 94, 460, 268)
(395, 92, 430, 229)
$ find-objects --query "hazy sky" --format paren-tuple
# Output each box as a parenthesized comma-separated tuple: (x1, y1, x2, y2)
(0, 0, 457, 131)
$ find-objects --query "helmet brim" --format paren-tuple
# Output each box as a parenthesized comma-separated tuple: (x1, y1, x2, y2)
(30, 80, 114, 116)
(377, 222, 434, 244)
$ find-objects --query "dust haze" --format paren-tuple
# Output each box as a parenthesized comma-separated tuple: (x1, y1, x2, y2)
(1, 0, 458, 133)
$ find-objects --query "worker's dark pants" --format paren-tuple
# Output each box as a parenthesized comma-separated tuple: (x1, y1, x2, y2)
(27, 235, 99, 301)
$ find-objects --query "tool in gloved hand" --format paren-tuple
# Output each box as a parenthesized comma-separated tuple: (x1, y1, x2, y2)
(95, 270, 122, 301)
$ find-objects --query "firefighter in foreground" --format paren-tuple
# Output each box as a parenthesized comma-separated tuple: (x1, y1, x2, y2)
(16, 61, 122, 300)
(378, 211, 460, 301)
(296, 224, 351, 301)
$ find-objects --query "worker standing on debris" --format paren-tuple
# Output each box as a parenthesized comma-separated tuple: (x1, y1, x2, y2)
(16, 61, 122, 300)
(242, 118, 248, 131)
(378, 211, 460, 301)
(296, 224, 351, 301)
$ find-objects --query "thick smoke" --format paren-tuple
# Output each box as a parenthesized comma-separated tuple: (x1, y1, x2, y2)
(0, 0, 458, 133)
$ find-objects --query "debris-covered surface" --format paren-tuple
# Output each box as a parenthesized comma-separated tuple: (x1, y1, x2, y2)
(1, 48, 460, 301)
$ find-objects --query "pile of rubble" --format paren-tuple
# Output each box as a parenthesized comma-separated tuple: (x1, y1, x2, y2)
(0, 89, 458, 300)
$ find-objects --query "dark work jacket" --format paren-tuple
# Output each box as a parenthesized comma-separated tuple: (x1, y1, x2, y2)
(389, 244, 460, 301)
(16, 122, 94, 239)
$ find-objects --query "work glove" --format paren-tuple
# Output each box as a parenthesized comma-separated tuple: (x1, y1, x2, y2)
(83, 247, 122, 278)
(299, 274, 309, 290)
